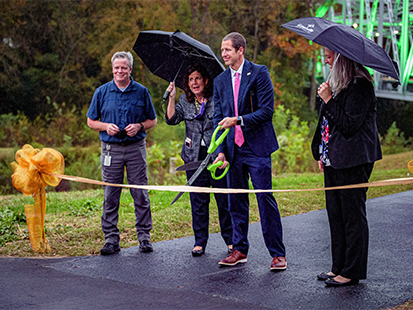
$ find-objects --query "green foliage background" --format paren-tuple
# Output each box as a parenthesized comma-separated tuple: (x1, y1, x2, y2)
(0, 0, 412, 195)
(0, 0, 317, 121)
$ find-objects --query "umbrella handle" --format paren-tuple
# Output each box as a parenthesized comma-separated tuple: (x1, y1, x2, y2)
(163, 90, 170, 101)
(162, 58, 186, 102)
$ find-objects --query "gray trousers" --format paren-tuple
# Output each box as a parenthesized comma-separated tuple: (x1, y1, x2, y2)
(100, 139, 152, 245)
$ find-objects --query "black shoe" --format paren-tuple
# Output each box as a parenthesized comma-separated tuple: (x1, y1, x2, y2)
(317, 272, 336, 281)
(325, 278, 359, 287)
(100, 243, 120, 255)
(192, 247, 205, 256)
(139, 240, 153, 253)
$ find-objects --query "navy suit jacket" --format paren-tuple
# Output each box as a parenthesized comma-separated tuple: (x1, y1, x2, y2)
(213, 60, 279, 164)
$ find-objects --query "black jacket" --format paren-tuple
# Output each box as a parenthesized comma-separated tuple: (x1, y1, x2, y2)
(311, 78, 382, 169)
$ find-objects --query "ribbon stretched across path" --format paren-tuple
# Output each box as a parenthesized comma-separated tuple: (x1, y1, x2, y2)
(49, 173, 413, 194)
(11, 144, 413, 253)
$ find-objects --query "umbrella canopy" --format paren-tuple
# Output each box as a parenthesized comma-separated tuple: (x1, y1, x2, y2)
(282, 17, 399, 81)
(133, 30, 225, 90)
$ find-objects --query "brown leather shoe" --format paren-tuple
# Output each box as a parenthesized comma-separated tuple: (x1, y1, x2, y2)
(219, 250, 247, 266)
(270, 256, 287, 270)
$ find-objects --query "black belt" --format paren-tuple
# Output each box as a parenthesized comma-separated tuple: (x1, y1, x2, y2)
(108, 140, 138, 147)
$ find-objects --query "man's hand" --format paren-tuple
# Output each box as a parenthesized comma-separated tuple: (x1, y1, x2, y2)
(106, 123, 120, 136)
(213, 152, 229, 169)
(125, 123, 140, 137)
(218, 117, 237, 129)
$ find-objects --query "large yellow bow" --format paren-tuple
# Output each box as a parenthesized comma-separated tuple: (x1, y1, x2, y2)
(11, 144, 64, 253)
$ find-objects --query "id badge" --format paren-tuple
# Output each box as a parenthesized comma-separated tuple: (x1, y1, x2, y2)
(104, 155, 111, 166)
(104, 143, 111, 166)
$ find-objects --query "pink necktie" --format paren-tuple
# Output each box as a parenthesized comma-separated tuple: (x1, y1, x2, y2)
(234, 72, 244, 147)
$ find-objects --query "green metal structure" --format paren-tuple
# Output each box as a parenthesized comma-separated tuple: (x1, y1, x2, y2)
(315, 0, 413, 101)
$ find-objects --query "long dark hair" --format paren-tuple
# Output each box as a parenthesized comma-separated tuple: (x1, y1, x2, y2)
(183, 63, 213, 103)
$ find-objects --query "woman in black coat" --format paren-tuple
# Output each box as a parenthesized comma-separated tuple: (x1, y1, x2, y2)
(165, 63, 233, 256)
(312, 48, 382, 286)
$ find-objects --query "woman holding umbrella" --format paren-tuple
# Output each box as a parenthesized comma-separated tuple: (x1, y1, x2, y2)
(312, 48, 382, 286)
(165, 63, 233, 256)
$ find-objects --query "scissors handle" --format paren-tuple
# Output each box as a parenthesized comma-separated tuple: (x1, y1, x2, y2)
(207, 125, 229, 154)
(207, 161, 230, 180)
(206, 125, 230, 180)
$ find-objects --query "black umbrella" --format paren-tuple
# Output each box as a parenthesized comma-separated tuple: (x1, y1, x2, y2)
(133, 30, 225, 101)
(282, 17, 399, 81)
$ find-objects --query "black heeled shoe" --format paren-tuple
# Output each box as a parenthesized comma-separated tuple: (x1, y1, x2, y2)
(325, 278, 359, 287)
(192, 247, 205, 256)
(317, 272, 336, 281)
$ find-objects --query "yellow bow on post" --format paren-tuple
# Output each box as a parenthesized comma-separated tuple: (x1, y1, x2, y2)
(10, 144, 64, 253)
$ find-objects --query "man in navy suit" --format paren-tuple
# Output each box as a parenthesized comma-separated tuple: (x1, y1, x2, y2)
(213, 32, 286, 270)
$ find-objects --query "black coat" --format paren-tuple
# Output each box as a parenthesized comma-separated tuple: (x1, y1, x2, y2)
(311, 78, 382, 169)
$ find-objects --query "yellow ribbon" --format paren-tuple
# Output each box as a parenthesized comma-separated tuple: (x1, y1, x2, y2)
(10, 144, 64, 253)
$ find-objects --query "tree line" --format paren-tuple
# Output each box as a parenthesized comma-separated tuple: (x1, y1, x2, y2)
(1, 0, 412, 138)
(0, 0, 319, 122)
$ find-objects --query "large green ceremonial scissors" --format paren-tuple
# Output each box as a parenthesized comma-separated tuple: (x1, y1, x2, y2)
(171, 125, 230, 205)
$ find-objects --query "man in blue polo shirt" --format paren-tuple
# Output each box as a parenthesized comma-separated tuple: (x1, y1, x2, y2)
(87, 51, 157, 255)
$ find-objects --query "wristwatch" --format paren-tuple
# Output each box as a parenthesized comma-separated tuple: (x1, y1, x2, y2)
(139, 122, 144, 132)
(236, 116, 242, 126)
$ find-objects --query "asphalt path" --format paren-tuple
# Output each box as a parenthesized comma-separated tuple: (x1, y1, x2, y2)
(1, 190, 412, 310)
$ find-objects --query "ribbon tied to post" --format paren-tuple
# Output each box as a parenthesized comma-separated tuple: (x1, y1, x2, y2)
(11, 144, 64, 253)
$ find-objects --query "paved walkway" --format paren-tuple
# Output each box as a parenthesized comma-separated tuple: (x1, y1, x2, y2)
(1, 190, 412, 309)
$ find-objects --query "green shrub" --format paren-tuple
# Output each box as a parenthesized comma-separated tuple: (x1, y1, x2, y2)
(381, 121, 411, 155)
(272, 105, 316, 174)
(0, 207, 27, 246)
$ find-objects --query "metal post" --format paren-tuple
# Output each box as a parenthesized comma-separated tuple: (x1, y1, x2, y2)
(400, 0, 409, 88)
(359, 0, 365, 34)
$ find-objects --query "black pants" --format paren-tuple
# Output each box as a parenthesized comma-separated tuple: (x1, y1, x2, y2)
(324, 163, 374, 280)
(186, 146, 233, 249)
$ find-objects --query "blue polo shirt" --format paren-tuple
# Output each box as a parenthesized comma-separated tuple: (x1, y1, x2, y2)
(87, 77, 156, 143)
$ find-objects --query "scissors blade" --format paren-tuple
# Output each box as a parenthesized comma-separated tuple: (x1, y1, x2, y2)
(170, 191, 185, 205)
(175, 160, 203, 171)
(170, 154, 211, 205)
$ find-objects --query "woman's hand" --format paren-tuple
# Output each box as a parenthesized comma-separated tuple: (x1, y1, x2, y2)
(167, 82, 176, 99)
(318, 81, 332, 103)
(166, 82, 176, 119)
(318, 160, 324, 172)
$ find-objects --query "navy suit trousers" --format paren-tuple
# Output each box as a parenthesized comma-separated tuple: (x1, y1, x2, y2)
(229, 143, 285, 257)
